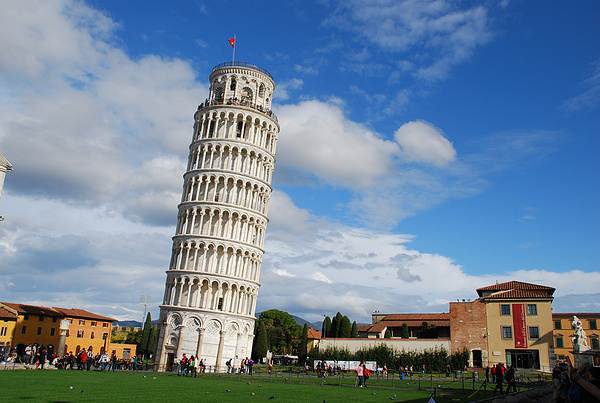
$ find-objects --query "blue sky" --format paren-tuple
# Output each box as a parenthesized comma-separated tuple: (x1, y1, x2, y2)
(0, 0, 598, 323)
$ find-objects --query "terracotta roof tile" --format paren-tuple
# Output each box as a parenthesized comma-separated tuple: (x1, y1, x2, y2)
(307, 328, 322, 339)
(476, 281, 555, 294)
(1, 302, 62, 317)
(478, 289, 554, 300)
(52, 307, 115, 322)
(0, 307, 17, 320)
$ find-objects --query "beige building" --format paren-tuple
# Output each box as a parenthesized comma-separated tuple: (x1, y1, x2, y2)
(474, 281, 555, 372)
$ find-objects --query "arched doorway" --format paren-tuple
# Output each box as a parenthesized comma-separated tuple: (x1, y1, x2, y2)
(472, 350, 483, 368)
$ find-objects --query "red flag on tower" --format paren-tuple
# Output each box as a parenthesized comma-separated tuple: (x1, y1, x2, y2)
(228, 37, 235, 48)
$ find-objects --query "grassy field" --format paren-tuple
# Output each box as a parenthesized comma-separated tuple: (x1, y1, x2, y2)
(0, 369, 491, 403)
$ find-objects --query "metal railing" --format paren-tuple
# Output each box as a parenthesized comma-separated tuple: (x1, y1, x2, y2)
(211, 62, 274, 81)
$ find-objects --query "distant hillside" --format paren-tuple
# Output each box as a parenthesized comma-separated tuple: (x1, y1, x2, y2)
(292, 315, 323, 331)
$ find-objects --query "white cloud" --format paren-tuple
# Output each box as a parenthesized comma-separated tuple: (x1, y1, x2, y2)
(326, 0, 493, 81)
(277, 100, 397, 189)
(394, 120, 457, 166)
(0, 0, 206, 225)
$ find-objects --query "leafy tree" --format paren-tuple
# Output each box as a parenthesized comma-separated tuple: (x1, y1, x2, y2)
(322, 316, 331, 339)
(298, 323, 308, 363)
(351, 321, 358, 338)
(401, 323, 409, 338)
(257, 309, 302, 354)
(340, 316, 352, 338)
(384, 329, 392, 338)
(252, 321, 268, 362)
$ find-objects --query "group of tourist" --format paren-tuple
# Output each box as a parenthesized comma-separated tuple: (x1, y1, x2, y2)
(0, 342, 145, 372)
(52, 349, 142, 371)
(174, 354, 255, 375)
(488, 362, 517, 394)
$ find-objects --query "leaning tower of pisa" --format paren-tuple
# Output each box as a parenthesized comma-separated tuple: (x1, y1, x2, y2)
(155, 62, 279, 371)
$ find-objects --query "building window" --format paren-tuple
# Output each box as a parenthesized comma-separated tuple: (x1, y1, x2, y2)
(91, 321, 97, 327)
(529, 326, 540, 339)
(37, 327, 42, 335)
(91, 331, 95, 339)
(66, 330, 70, 337)
(52, 317, 58, 323)
(50, 328, 56, 336)
(501, 305, 511, 316)
(591, 337, 599, 350)
(102, 332, 108, 340)
(554, 320, 562, 330)
(102, 323, 109, 328)
(24, 314, 29, 320)
(39, 315, 44, 322)
(502, 326, 513, 339)
(79, 320, 85, 326)
(0, 327, 6, 336)
(77, 330, 84, 338)
(526, 304, 537, 315)
(21, 326, 27, 334)
(555, 336, 564, 348)
(590, 320, 597, 330)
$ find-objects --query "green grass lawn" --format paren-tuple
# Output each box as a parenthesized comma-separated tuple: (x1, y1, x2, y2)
(0, 370, 431, 402)
(0, 369, 541, 402)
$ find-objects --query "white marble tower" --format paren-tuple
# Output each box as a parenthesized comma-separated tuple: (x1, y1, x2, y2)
(155, 62, 279, 371)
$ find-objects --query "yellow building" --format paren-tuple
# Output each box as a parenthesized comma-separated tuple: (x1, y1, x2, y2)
(0, 306, 18, 353)
(0, 302, 62, 356)
(476, 281, 555, 372)
(552, 313, 600, 365)
(0, 302, 138, 361)
(52, 307, 114, 356)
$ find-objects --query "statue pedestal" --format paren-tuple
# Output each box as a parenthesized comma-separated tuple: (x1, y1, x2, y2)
(572, 350, 596, 369)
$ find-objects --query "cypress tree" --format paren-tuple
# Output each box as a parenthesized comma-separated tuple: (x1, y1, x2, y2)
(384, 329, 392, 338)
(148, 326, 157, 358)
(252, 321, 268, 362)
(323, 316, 331, 339)
(333, 312, 343, 337)
(330, 315, 338, 338)
(351, 321, 358, 338)
(140, 313, 152, 356)
(298, 323, 309, 363)
(401, 323, 409, 338)
(340, 316, 351, 338)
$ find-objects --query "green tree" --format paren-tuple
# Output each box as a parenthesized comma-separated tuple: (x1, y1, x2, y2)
(139, 313, 152, 356)
(257, 309, 302, 354)
(340, 316, 352, 338)
(384, 329, 392, 338)
(298, 323, 309, 363)
(322, 316, 331, 339)
(351, 321, 358, 338)
(331, 312, 343, 337)
(401, 323, 409, 338)
(252, 321, 268, 362)
(148, 326, 157, 358)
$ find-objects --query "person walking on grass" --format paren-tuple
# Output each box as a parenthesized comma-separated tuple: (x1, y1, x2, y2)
(357, 361, 365, 387)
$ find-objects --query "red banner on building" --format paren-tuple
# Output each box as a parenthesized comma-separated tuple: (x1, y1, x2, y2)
(512, 303, 528, 348)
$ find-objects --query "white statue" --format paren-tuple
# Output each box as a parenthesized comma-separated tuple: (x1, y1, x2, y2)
(571, 316, 591, 352)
